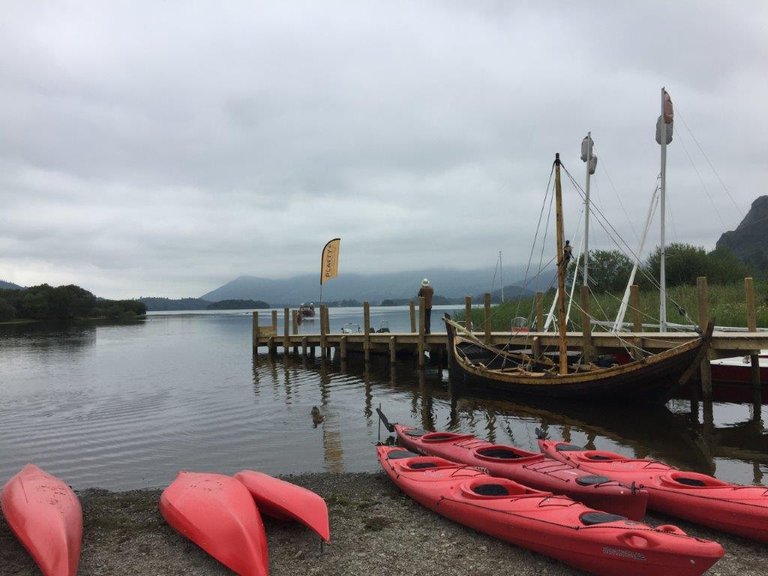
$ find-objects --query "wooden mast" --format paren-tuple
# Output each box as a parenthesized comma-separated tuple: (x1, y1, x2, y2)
(554, 154, 568, 375)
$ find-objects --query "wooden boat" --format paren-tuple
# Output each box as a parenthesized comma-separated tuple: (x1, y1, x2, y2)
(711, 351, 768, 384)
(539, 439, 768, 542)
(1, 464, 82, 576)
(160, 471, 269, 576)
(390, 422, 648, 519)
(234, 470, 330, 542)
(444, 153, 712, 404)
(377, 445, 723, 576)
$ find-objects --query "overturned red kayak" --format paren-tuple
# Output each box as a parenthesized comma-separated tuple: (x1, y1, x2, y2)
(394, 424, 648, 520)
(160, 472, 269, 576)
(234, 470, 330, 542)
(1, 463, 82, 576)
(377, 445, 722, 576)
(539, 439, 768, 542)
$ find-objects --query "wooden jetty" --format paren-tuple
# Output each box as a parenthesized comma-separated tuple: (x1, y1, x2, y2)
(253, 277, 768, 403)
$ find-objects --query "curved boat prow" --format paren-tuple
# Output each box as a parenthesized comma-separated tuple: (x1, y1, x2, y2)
(235, 470, 330, 542)
(160, 471, 269, 576)
(1, 463, 82, 576)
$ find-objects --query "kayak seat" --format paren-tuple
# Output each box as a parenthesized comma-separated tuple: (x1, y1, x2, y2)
(388, 450, 419, 460)
(672, 477, 707, 487)
(409, 462, 438, 469)
(555, 443, 586, 452)
(404, 429, 427, 437)
(575, 475, 611, 486)
(476, 447, 521, 459)
(472, 484, 510, 496)
(580, 512, 626, 526)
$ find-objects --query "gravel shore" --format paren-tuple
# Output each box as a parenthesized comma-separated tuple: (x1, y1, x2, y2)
(1, 472, 765, 576)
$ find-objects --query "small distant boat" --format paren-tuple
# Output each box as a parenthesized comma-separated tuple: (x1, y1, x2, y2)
(388, 420, 648, 520)
(160, 472, 269, 576)
(297, 303, 315, 324)
(539, 438, 768, 542)
(1, 463, 82, 576)
(377, 445, 723, 576)
(235, 470, 330, 542)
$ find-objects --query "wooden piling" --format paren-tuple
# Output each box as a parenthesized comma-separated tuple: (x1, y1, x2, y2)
(580, 285, 592, 363)
(283, 308, 290, 354)
(363, 301, 371, 364)
(535, 292, 544, 331)
(340, 335, 347, 361)
(697, 277, 713, 400)
(389, 336, 396, 364)
(418, 296, 425, 368)
(252, 311, 259, 350)
(409, 301, 416, 333)
(630, 285, 642, 333)
(484, 293, 491, 345)
(291, 310, 299, 354)
(301, 336, 308, 358)
(320, 305, 327, 357)
(746, 277, 762, 409)
(465, 296, 472, 331)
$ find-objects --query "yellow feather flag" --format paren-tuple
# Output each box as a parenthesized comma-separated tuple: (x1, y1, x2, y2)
(320, 238, 341, 285)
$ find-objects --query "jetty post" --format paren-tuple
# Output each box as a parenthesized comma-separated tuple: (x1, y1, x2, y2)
(535, 291, 544, 331)
(580, 286, 592, 363)
(484, 293, 491, 345)
(252, 311, 259, 350)
(364, 301, 371, 365)
(319, 305, 327, 359)
(269, 310, 278, 356)
(465, 296, 472, 330)
(746, 277, 762, 411)
(292, 310, 299, 354)
(409, 301, 416, 333)
(283, 308, 290, 354)
(697, 277, 713, 400)
(418, 296, 425, 368)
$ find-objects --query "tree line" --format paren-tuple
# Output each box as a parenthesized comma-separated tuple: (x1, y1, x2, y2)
(579, 243, 754, 293)
(0, 284, 147, 323)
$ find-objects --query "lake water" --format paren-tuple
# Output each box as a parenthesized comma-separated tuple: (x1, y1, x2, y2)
(1, 306, 766, 491)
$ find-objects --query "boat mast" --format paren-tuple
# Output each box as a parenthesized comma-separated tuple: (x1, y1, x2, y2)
(658, 88, 672, 332)
(554, 154, 568, 375)
(499, 250, 504, 303)
(580, 132, 596, 287)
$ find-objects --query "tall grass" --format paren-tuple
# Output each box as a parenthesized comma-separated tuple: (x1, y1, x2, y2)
(461, 281, 768, 331)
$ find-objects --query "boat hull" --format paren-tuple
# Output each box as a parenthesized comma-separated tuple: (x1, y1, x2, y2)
(539, 439, 768, 542)
(1, 463, 82, 576)
(160, 472, 269, 576)
(234, 470, 330, 542)
(394, 424, 648, 520)
(377, 445, 722, 576)
(445, 316, 711, 403)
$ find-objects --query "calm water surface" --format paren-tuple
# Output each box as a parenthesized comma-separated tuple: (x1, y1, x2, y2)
(1, 306, 766, 490)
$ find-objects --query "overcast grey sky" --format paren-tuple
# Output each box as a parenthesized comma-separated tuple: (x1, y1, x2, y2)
(1, 1, 766, 299)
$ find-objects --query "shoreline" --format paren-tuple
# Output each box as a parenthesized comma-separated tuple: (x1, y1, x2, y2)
(2, 471, 766, 576)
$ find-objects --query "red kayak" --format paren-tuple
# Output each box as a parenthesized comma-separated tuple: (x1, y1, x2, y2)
(160, 472, 269, 576)
(539, 439, 768, 542)
(234, 470, 330, 542)
(377, 445, 722, 576)
(1, 464, 82, 576)
(394, 424, 648, 520)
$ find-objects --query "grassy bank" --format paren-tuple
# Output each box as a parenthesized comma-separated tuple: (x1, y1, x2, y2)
(462, 281, 768, 331)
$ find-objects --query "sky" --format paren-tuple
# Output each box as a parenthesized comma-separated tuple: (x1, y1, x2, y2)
(1, 1, 766, 299)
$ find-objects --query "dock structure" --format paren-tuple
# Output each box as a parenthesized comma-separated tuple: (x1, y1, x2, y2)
(253, 277, 768, 403)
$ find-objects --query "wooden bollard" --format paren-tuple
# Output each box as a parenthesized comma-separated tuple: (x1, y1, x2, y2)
(697, 277, 712, 400)
(580, 285, 591, 364)
(465, 296, 472, 331)
(746, 277, 762, 409)
(418, 296, 425, 368)
(484, 293, 491, 345)
(535, 292, 544, 332)
(283, 308, 290, 354)
(340, 335, 347, 361)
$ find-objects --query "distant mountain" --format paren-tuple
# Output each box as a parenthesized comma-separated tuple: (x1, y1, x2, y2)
(0, 280, 23, 290)
(201, 267, 547, 307)
(716, 195, 768, 274)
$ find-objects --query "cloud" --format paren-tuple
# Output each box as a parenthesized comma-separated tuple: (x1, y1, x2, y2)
(1, 1, 766, 298)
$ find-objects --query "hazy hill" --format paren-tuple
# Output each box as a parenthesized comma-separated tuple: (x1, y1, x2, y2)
(201, 267, 546, 307)
(716, 195, 768, 275)
(0, 280, 23, 290)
